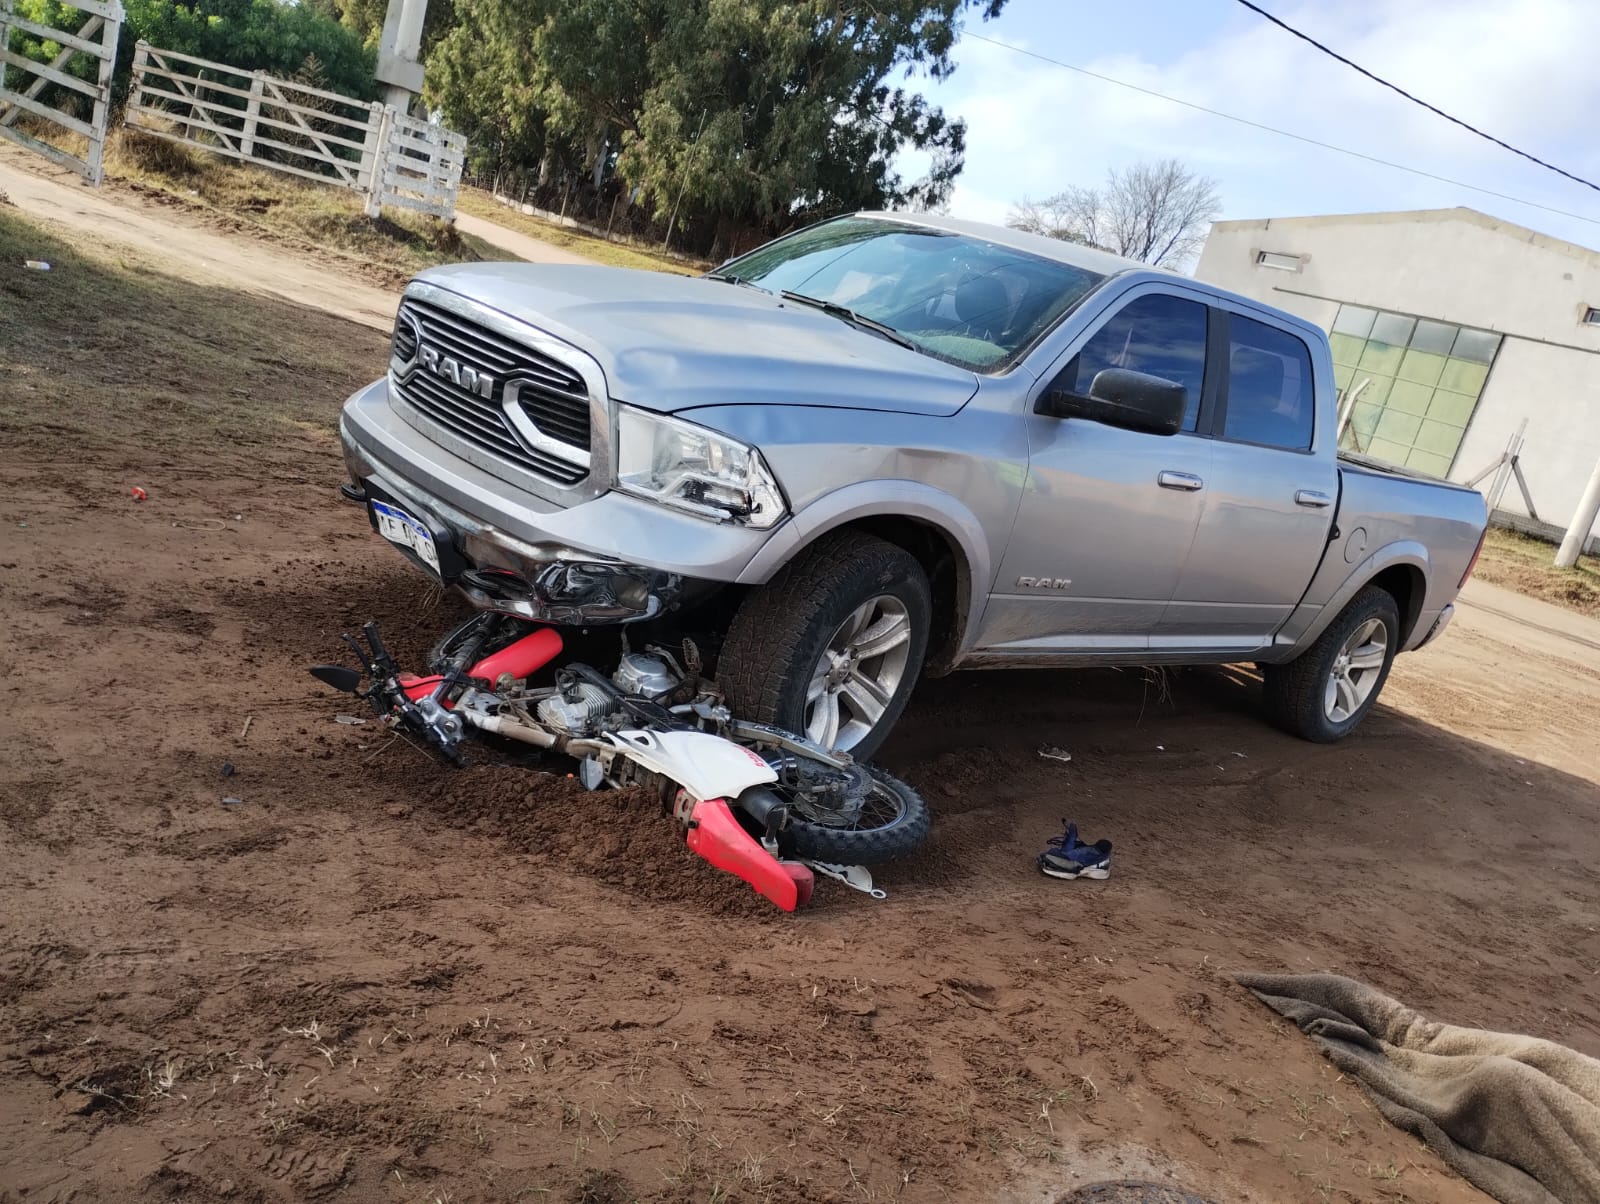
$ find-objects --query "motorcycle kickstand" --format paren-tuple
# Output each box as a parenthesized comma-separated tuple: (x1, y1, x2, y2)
(800, 860, 886, 900)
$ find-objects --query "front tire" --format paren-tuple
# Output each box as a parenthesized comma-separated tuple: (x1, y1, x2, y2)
(1261, 585, 1400, 742)
(719, 532, 931, 760)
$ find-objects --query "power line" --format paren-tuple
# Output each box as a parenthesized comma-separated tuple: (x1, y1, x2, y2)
(961, 31, 1600, 229)
(1233, 0, 1600, 196)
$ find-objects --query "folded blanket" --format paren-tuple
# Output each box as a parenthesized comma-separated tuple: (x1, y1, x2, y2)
(1235, 973, 1600, 1204)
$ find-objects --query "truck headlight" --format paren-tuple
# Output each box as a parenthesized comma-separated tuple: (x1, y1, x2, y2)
(615, 406, 786, 529)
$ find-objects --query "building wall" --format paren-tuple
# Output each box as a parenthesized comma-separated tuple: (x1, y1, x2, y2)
(1195, 209, 1600, 539)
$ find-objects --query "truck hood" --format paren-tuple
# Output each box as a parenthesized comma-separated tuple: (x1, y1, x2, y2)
(416, 263, 980, 417)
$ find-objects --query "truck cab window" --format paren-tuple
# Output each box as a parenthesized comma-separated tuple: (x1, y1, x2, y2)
(1059, 293, 1208, 432)
(1223, 315, 1315, 451)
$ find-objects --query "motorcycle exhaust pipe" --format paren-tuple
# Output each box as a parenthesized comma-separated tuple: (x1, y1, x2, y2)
(460, 710, 557, 748)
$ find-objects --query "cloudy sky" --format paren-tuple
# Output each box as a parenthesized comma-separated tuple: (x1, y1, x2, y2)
(910, 0, 1600, 252)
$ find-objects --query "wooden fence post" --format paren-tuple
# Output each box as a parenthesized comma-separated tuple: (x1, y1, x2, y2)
(240, 70, 263, 156)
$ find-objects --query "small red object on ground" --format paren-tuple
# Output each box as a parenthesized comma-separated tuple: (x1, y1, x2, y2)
(130, 486, 147, 502)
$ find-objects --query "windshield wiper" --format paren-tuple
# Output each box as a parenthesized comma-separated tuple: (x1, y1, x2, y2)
(779, 290, 917, 351)
(705, 272, 772, 294)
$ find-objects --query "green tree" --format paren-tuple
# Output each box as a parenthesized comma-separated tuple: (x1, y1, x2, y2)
(427, 0, 1005, 255)
(1, 0, 375, 109)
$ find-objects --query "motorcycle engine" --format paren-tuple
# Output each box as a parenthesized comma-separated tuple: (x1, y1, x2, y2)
(535, 682, 612, 736)
(612, 652, 679, 698)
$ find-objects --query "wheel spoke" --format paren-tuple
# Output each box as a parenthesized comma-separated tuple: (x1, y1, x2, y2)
(841, 671, 889, 724)
(1348, 641, 1387, 670)
(805, 660, 831, 704)
(851, 611, 910, 660)
(807, 691, 841, 748)
(1334, 671, 1360, 717)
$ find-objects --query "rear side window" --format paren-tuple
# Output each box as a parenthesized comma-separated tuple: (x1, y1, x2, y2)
(1063, 294, 1209, 432)
(1223, 315, 1315, 451)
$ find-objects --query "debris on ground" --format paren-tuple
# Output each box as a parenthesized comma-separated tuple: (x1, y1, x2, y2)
(220, 761, 235, 778)
(23, 258, 48, 270)
(220, 796, 244, 806)
(1038, 744, 1073, 763)
(334, 713, 369, 725)
(129, 486, 147, 502)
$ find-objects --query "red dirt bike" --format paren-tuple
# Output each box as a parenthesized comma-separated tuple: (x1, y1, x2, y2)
(310, 614, 930, 911)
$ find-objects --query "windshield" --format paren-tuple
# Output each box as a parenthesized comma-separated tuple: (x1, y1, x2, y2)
(715, 216, 1106, 371)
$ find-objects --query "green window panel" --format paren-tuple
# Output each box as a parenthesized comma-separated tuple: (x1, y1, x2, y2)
(1414, 417, 1465, 456)
(1438, 357, 1489, 395)
(1359, 340, 1405, 375)
(1376, 407, 1423, 444)
(1333, 362, 1354, 389)
(1349, 373, 1394, 406)
(1397, 348, 1447, 386)
(1330, 332, 1367, 366)
(1366, 437, 1413, 463)
(1387, 378, 1435, 416)
(1406, 449, 1455, 477)
(1427, 388, 1478, 425)
(1349, 401, 1382, 437)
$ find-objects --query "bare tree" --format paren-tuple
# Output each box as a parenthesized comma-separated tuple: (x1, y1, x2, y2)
(1008, 158, 1221, 269)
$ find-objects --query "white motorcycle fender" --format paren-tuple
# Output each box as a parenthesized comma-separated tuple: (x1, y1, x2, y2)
(603, 729, 778, 802)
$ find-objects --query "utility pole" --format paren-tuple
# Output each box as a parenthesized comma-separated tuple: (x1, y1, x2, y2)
(1556, 453, 1600, 568)
(376, 0, 426, 114)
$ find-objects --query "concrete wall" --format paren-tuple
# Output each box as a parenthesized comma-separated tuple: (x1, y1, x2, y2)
(1195, 209, 1600, 541)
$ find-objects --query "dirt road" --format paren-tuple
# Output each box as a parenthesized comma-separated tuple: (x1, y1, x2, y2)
(3, 198, 1598, 1204)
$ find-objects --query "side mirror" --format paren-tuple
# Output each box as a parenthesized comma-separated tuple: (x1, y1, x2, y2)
(1036, 367, 1187, 436)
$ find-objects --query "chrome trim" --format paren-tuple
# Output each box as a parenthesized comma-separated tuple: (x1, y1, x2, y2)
(504, 378, 593, 470)
(1295, 489, 1334, 508)
(389, 280, 614, 505)
(1157, 470, 1204, 491)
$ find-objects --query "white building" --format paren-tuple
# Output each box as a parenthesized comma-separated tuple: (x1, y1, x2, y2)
(1196, 207, 1600, 549)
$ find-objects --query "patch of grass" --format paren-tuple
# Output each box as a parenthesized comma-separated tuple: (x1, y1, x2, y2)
(1474, 526, 1600, 618)
(102, 126, 493, 281)
(455, 188, 706, 276)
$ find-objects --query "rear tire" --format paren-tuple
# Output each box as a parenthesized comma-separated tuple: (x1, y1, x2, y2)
(720, 532, 931, 760)
(1261, 585, 1400, 742)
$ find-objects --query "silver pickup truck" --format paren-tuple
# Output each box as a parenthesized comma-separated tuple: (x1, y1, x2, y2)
(339, 212, 1488, 758)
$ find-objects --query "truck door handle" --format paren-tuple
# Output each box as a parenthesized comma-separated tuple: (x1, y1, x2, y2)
(1157, 471, 1204, 491)
(1295, 489, 1334, 508)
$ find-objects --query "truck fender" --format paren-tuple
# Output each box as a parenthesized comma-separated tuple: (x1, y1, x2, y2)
(1276, 539, 1431, 657)
(735, 479, 994, 652)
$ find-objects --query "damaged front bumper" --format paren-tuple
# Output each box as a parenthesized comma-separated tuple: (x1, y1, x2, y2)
(340, 378, 769, 624)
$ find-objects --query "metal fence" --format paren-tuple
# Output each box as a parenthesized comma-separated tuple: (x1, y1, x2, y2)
(125, 41, 465, 219)
(370, 107, 464, 219)
(0, 0, 122, 184)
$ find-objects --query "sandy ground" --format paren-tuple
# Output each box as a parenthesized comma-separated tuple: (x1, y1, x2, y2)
(3, 173, 1599, 1204)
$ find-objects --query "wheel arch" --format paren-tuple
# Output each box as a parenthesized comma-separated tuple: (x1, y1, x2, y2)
(1281, 539, 1431, 657)
(737, 482, 991, 675)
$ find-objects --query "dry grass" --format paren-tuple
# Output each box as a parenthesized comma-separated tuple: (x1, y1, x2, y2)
(1474, 526, 1600, 618)
(455, 187, 706, 276)
(101, 126, 494, 280)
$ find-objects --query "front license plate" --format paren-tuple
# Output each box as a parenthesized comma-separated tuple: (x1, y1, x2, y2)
(370, 499, 442, 577)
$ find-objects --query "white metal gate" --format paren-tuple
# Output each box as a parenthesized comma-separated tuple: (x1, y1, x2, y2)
(368, 107, 465, 219)
(0, 0, 122, 184)
(126, 42, 387, 191)
(126, 41, 466, 220)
